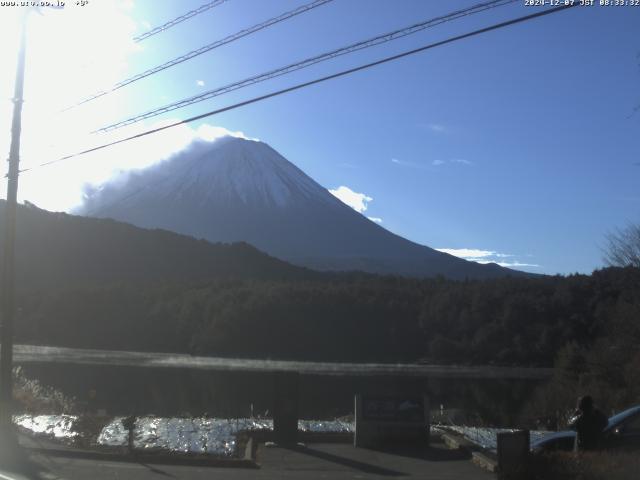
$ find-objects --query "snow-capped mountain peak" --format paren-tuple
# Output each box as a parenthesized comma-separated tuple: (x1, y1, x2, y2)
(146, 137, 331, 209)
(76, 136, 526, 279)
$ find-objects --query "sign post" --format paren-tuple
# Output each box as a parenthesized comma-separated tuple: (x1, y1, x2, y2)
(354, 394, 429, 448)
(497, 430, 530, 479)
(273, 372, 299, 445)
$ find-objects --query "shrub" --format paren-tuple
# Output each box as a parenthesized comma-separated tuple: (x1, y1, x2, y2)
(528, 451, 639, 480)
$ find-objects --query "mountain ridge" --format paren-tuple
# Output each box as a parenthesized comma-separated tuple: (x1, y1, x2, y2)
(77, 136, 529, 280)
(0, 200, 313, 291)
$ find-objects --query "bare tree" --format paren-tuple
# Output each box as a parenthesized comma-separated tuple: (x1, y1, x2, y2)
(603, 223, 640, 268)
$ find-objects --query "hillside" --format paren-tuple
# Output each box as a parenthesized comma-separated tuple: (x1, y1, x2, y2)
(0, 201, 313, 291)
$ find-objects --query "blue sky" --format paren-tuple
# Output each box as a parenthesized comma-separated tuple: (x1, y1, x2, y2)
(1, 0, 639, 275)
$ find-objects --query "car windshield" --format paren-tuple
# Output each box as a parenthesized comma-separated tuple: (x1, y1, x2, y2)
(607, 406, 640, 429)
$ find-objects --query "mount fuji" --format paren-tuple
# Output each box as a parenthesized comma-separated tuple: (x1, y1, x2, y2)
(76, 136, 524, 279)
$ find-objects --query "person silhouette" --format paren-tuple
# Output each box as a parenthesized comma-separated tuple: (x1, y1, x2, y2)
(569, 395, 608, 451)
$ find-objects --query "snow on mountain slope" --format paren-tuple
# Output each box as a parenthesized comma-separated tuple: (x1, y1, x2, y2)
(76, 136, 526, 279)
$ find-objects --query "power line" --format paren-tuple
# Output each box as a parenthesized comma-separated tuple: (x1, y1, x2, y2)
(133, 0, 229, 43)
(19, 3, 577, 176)
(65, 0, 334, 110)
(95, 0, 517, 133)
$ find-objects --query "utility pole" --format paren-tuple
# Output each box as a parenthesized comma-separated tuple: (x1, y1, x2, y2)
(0, 9, 28, 430)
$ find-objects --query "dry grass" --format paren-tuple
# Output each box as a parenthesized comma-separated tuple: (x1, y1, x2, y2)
(12, 367, 76, 414)
(527, 451, 638, 480)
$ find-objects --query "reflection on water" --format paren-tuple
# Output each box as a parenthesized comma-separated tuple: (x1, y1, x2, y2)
(438, 425, 549, 452)
(16, 414, 353, 457)
(14, 414, 78, 439)
(98, 417, 274, 456)
(15, 416, 554, 456)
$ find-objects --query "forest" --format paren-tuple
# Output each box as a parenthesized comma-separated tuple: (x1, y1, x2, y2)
(14, 266, 640, 418)
(4, 203, 639, 417)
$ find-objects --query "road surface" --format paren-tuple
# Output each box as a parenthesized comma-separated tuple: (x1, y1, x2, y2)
(27, 441, 492, 480)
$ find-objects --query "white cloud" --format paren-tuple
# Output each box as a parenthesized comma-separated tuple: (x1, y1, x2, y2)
(196, 80, 205, 87)
(492, 261, 540, 268)
(391, 158, 425, 169)
(436, 248, 540, 269)
(368, 217, 383, 224)
(432, 159, 473, 167)
(15, 122, 253, 212)
(428, 123, 446, 133)
(452, 158, 472, 165)
(436, 248, 496, 259)
(195, 124, 256, 142)
(329, 186, 373, 213)
(394, 158, 472, 169)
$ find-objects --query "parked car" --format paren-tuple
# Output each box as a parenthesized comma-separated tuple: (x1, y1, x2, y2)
(531, 405, 640, 453)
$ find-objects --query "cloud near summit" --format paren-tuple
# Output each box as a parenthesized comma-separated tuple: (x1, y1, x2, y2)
(329, 186, 373, 213)
(329, 186, 383, 223)
(19, 121, 254, 213)
(436, 247, 540, 269)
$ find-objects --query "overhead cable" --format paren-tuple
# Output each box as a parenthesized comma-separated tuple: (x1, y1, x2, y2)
(65, 0, 334, 110)
(18, 2, 577, 175)
(95, 0, 517, 133)
(133, 0, 229, 43)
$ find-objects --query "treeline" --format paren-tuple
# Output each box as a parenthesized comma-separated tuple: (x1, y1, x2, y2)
(521, 267, 640, 424)
(15, 267, 640, 369)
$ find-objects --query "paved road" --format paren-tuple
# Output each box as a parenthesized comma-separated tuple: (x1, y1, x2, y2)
(26, 440, 492, 480)
(14, 344, 551, 379)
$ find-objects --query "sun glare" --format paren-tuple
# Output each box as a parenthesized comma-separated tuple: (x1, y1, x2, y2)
(0, 1, 139, 211)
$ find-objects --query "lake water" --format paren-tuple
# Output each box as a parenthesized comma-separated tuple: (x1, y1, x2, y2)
(21, 363, 542, 427)
(15, 414, 353, 456)
(15, 414, 555, 457)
